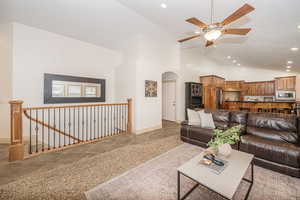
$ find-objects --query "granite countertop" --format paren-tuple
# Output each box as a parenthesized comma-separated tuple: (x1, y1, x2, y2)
(224, 100, 296, 103)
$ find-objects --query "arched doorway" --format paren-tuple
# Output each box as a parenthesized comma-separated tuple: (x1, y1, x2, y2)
(162, 71, 179, 122)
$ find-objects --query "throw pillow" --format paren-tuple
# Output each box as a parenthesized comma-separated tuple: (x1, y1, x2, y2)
(199, 112, 215, 129)
(187, 109, 201, 126)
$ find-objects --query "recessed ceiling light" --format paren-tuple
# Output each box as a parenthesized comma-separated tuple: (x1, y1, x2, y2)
(286, 66, 292, 69)
(237, 63, 241, 66)
(297, 25, 300, 29)
(286, 69, 291, 72)
(160, 3, 167, 8)
(194, 30, 201, 34)
(287, 61, 293, 64)
(227, 56, 231, 59)
(232, 60, 237, 63)
(291, 47, 299, 51)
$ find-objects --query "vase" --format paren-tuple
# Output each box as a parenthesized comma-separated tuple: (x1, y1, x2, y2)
(218, 143, 232, 157)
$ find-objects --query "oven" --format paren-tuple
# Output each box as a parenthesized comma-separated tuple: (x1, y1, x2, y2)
(275, 91, 296, 101)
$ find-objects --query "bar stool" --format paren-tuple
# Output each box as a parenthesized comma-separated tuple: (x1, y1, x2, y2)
(271, 108, 278, 113)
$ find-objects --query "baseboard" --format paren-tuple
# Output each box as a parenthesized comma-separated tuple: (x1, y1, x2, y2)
(0, 136, 49, 146)
(135, 124, 163, 135)
(0, 138, 10, 144)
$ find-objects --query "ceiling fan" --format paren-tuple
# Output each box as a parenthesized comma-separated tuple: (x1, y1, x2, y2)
(178, 0, 255, 47)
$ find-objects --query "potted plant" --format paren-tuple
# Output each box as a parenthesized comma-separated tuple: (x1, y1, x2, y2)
(207, 125, 242, 157)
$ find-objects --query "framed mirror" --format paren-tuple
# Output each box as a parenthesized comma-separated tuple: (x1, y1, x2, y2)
(44, 74, 106, 104)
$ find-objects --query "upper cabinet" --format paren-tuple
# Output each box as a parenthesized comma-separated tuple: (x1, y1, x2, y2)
(243, 81, 275, 96)
(224, 81, 244, 91)
(275, 76, 296, 91)
(200, 75, 225, 88)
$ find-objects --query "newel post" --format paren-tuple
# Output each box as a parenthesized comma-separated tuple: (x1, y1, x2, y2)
(9, 100, 24, 161)
(127, 98, 133, 133)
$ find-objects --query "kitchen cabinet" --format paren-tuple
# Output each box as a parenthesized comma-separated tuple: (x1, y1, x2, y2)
(243, 81, 275, 96)
(224, 81, 244, 91)
(203, 86, 222, 110)
(200, 75, 225, 88)
(275, 76, 296, 91)
(264, 81, 275, 96)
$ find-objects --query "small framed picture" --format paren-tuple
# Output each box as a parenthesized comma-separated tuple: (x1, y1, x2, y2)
(145, 80, 157, 97)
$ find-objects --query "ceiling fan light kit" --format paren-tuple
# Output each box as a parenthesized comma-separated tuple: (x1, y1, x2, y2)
(178, 0, 255, 47)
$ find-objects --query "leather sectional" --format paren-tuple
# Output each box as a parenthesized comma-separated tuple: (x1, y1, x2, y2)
(181, 110, 300, 177)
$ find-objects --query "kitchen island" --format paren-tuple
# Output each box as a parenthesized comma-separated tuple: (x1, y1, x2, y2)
(222, 101, 295, 113)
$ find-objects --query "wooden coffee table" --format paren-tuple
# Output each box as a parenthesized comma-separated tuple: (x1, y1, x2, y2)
(177, 149, 254, 200)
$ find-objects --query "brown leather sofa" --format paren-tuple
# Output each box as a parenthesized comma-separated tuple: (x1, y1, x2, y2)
(181, 110, 300, 177)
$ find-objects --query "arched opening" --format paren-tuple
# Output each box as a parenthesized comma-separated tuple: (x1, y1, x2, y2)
(162, 71, 179, 125)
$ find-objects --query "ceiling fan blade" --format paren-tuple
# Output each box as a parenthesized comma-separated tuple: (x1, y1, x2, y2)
(178, 34, 201, 43)
(186, 17, 207, 28)
(205, 40, 214, 47)
(223, 28, 251, 35)
(221, 4, 255, 26)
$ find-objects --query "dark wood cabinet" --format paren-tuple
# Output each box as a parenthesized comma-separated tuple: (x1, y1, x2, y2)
(185, 82, 203, 119)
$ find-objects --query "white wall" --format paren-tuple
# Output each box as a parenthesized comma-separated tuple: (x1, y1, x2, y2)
(0, 4, 13, 141)
(12, 23, 122, 107)
(123, 34, 180, 133)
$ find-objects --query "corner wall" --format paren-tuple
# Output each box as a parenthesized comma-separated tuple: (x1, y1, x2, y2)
(0, 21, 13, 141)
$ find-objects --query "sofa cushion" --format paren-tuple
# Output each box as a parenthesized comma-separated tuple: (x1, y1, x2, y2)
(230, 111, 248, 134)
(247, 126, 298, 144)
(230, 111, 247, 125)
(205, 109, 230, 129)
(240, 135, 300, 168)
(247, 113, 297, 132)
(247, 112, 298, 144)
(188, 126, 214, 144)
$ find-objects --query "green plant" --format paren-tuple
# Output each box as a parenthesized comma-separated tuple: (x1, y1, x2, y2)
(207, 125, 242, 150)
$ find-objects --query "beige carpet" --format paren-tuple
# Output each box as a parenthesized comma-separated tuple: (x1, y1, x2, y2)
(86, 143, 300, 200)
(0, 121, 182, 200)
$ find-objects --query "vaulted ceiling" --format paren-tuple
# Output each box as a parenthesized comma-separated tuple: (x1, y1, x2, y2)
(117, 0, 300, 73)
(2, 0, 300, 73)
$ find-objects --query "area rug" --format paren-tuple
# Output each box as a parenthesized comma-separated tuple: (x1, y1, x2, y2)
(85, 143, 300, 200)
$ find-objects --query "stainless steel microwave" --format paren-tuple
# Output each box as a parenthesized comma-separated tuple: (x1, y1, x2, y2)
(275, 91, 296, 101)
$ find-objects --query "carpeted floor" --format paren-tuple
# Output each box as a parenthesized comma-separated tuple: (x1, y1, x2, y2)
(86, 143, 300, 200)
(1, 120, 300, 200)
(0, 121, 182, 200)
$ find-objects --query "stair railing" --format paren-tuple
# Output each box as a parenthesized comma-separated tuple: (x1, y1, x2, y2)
(8, 99, 133, 161)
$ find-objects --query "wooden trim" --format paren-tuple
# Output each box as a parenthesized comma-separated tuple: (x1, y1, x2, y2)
(9, 100, 24, 161)
(127, 99, 133, 133)
(22, 103, 128, 111)
(24, 131, 129, 159)
(275, 76, 296, 79)
(23, 110, 82, 142)
(244, 80, 274, 84)
(199, 75, 225, 80)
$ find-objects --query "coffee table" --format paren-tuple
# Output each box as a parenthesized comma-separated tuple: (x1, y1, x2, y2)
(177, 149, 254, 200)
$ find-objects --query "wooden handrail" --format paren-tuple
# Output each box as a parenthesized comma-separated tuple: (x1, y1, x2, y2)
(22, 103, 128, 111)
(23, 110, 82, 142)
(9, 99, 133, 160)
